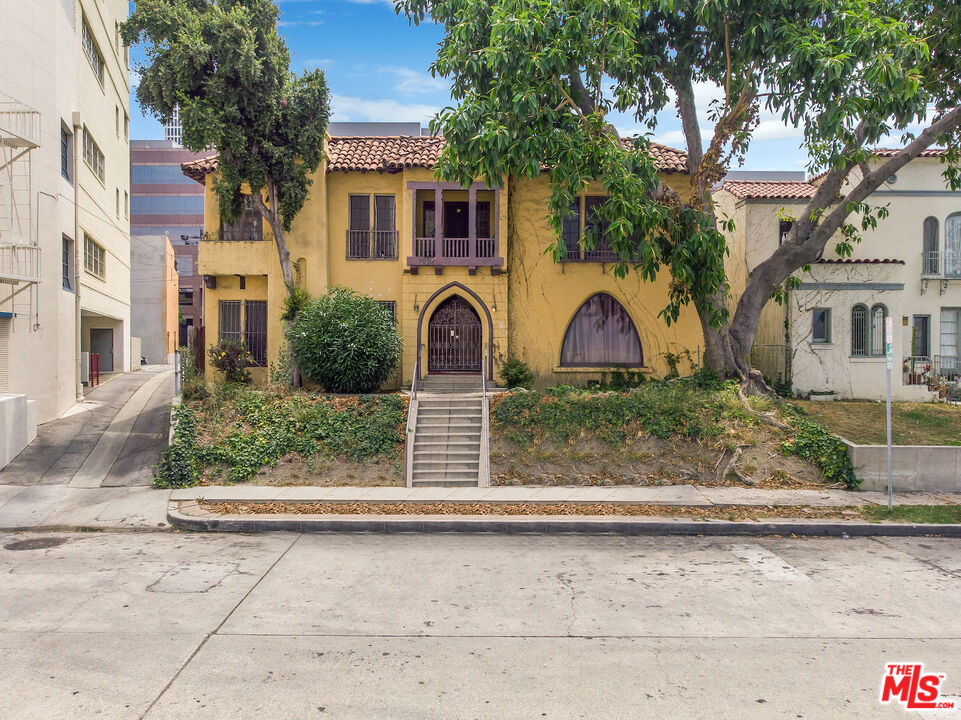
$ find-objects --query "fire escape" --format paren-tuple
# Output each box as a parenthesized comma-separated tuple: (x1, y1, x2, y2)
(0, 91, 42, 323)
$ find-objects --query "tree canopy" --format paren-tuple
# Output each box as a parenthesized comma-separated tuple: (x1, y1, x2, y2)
(398, 0, 961, 379)
(121, 0, 330, 290)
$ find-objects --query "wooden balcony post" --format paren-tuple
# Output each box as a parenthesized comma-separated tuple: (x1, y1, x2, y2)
(434, 187, 443, 260)
(468, 185, 477, 260)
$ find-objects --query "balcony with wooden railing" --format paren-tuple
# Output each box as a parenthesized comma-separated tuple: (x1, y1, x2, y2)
(407, 182, 503, 273)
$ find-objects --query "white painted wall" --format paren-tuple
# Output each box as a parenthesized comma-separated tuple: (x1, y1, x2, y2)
(0, 0, 130, 456)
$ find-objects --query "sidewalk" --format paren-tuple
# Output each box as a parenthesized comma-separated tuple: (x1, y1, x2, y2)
(167, 484, 961, 537)
(0, 485, 171, 530)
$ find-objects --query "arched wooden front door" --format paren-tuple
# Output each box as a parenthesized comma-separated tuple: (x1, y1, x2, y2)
(428, 296, 482, 373)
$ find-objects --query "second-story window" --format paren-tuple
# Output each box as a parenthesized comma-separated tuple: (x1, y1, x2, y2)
(347, 194, 397, 259)
(82, 127, 104, 182)
(220, 196, 262, 242)
(60, 125, 72, 182)
(560, 197, 617, 262)
(81, 14, 105, 85)
(84, 234, 105, 279)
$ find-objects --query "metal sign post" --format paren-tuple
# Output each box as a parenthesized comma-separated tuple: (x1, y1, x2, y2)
(885, 316, 894, 512)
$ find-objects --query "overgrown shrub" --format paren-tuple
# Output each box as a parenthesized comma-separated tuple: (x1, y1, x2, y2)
(780, 407, 859, 488)
(281, 286, 311, 323)
(197, 390, 405, 482)
(600, 366, 646, 390)
(208, 339, 253, 383)
(500, 356, 534, 388)
(155, 402, 200, 488)
(289, 287, 401, 393)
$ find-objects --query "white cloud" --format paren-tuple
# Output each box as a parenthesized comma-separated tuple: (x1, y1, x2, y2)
(331, 94, 439, 123)
(130, 69, 142, 89)
(376, 66, 447, 95)
(752, 119, 804, 141)
(302, 58, 335, 71)
(279, 19, 324, 27)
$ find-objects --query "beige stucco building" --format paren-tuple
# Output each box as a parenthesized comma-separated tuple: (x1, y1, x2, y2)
(0, 0, 131, 467)
(715, 150, 961, 400)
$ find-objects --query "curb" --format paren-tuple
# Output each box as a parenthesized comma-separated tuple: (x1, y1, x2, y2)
(166, 506, 961, 537)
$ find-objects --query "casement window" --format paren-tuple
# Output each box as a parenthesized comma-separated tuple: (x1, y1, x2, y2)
(83, 234, 105, 279)
(375, 300, 397, 324)
(560, 293, 643, 367)
(62, 236, 74, 291)
(218, 300, 267, 367)
(81, 14, 104, 84)
(923, 217, 939, 275)
(561, 196, 617, 262)
(219, 196, 262, 242)
(60, 125, 72, 181)
(82, 127, 105, 182)
(347, 194, 397, 259)
(812, 308, 831, 344)
(218, 300, 242, 343)
(851, 303, 887, 357)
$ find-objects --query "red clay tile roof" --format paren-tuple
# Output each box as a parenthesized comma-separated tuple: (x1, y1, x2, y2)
(720, 179, 817, 200)
(181, 136, 689, 182)
(181, 155, 218, 184)
(816, 258, 905, 265)
(872, 147, 950, 158)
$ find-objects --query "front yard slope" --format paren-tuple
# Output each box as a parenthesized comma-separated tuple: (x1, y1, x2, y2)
(489, 379, 844, 487)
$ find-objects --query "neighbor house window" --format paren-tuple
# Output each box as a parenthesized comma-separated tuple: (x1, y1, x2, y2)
(373, 195, 397, 258)
(60, 125, 72, 181)
(851, 304, 868, 357)
(561, 200, 581, 259)
(218, 300, 242, 343)
(583, 196, 616, 261)
(941, 308, 961, 379)
(83, 234, 105, 279)
(869, 304, 888, 356)
(82, 14, 105, 84)
(178, 288, 194, 307)
(82, 127, 105, 182)
(560, 293, 643, 367)
(946, 213, 961, 279)
(812, 308, 831, 344)
(244, 300, 267, 366)
(779, 220, 794, 245)
(62, 235, 74, 291)
(923, 217, 940, 275)
(913, 315, 931, 358)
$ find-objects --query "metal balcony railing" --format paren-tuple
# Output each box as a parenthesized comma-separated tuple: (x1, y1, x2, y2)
(202, 228, 263, 242)
(0, 92, 40, 149)
(903, 355, 961, 384)
(0, 243, 41, 284)
(346, 230, 398, 259)
(921, 251, 961, 278)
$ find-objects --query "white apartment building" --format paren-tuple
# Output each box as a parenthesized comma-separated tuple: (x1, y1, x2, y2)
(0, 0, 131, 466)
(715, 150, 961, 401)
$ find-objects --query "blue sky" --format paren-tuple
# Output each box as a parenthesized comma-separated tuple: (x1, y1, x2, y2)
(128, 0, 811, 172)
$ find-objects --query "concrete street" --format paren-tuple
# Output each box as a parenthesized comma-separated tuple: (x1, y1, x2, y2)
(1, 531, 959, 719)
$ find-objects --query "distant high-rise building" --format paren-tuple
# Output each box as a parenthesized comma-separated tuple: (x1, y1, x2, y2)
(163, 105, 183, 146)
(130, 140, 210, 349)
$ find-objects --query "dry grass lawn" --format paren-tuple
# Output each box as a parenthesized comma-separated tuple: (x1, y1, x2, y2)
(791, 400, 961, 445)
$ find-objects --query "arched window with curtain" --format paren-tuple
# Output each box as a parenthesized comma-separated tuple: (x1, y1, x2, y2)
(851, 304, 869, 357)
(923, 217, 940, 275)
(946, 213, 961, 279)
(560, 293, 644, 367)
(870, 304, 888, 356)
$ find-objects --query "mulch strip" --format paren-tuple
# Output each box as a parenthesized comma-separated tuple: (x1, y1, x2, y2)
(198, 501, 855, 521)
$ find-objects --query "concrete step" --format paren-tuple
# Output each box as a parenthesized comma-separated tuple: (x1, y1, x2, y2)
(413, 450, 479, 459)
(412, 468, 479, 478)
(416, 412, 482, 420)
(416, 423, 482, 431)
(413, 458, 480, 468)
(415, 434, 481, 442)
(411, 479, 480, 487)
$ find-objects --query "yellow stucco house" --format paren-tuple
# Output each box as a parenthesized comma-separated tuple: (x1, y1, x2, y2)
(182, 135, 705, 388)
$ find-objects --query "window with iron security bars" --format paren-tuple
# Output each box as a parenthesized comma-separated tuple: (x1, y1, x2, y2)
(218, 300, 242, 343)
(375, 300, 397, 324)
(244, 300, 268, 366)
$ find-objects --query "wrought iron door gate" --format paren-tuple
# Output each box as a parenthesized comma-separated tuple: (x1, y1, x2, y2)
(428, 296, 482, 373)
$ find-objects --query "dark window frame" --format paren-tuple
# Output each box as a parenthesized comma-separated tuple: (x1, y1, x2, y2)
(811, 307, 831, 344)
(559, 293, 645, 368)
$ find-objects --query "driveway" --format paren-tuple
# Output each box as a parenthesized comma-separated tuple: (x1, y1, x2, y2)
(0, 366, 174, 487)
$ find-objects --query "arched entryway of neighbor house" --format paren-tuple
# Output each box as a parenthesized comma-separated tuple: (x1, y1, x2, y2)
(416, 282, 494, 379)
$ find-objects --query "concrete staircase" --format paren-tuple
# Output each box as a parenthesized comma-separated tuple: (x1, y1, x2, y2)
(410, 375, 487, 487)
